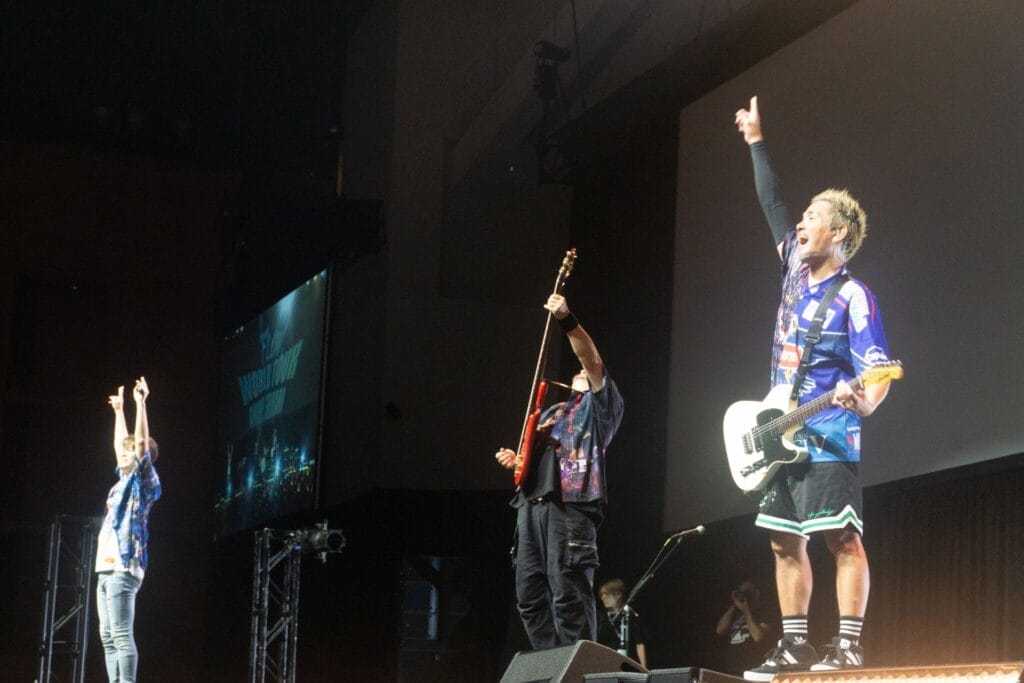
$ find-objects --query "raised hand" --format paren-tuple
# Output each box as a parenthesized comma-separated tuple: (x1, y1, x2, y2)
(133, 376, 150, 402)
(544, 294, 570, 320)
(108, 385, 125, 412)
(734, 95, 763, 145)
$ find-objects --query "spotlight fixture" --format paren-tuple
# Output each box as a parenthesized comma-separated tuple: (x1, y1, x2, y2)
(289, 519, 346, 564)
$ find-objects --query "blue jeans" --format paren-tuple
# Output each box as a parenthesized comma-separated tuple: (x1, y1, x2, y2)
(96, 571, 142, 683)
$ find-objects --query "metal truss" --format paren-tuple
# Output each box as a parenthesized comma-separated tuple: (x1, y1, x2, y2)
(249, 529, 303, 683)
(37, 515, 98, 683)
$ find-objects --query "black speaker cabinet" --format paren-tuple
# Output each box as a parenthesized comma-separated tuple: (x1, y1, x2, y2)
(583, 672, 650, 682)
(647, 668, 744, 683)
(500, 640, 648, 683)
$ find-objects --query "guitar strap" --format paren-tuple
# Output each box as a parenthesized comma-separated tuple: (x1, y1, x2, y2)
(789, 273, 849, 402)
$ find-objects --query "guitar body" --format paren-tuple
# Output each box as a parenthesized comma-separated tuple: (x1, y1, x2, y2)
(723, 383, 807, 493)
(514, 381, 548, 487)
(723, 360, 903, 493)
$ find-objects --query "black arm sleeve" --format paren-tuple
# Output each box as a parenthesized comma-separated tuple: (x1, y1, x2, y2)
(750, 141, 793, 246)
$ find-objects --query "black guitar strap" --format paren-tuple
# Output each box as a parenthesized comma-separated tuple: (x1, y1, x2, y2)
(789, 274, 849, 402)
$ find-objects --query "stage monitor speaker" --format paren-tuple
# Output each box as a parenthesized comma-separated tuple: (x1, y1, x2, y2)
(648, 668, 744, 683)
(500, 640, 648, 683)
(647, 668, 697, 683)
(583, 673, 650, 682)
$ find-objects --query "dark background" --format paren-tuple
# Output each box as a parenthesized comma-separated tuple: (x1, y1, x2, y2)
(2, 1, 1021, 681)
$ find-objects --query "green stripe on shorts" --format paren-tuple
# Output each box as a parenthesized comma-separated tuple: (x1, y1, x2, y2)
(755, 513, 809, 538)
(800, 504, 864, 535)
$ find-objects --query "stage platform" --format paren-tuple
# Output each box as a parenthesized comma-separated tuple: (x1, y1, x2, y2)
(500, 640, 1022, 683)
(773, 661, 1024, 682)
(580, 662, 1024, 683)
(502, 647, 1023, 683)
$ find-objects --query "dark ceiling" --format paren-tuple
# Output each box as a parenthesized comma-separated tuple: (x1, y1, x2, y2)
(0, 1, 371, 168)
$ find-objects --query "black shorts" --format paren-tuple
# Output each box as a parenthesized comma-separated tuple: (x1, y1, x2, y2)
(755, 461, 863, 539)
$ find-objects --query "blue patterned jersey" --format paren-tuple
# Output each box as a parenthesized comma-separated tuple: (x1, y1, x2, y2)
(773, 232, 889, 462)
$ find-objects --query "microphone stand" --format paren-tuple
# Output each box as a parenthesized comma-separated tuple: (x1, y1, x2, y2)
(616, 527, 704, 658)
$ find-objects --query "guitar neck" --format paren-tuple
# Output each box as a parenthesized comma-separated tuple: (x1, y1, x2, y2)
(772, 376, 864, 435)
(518, 315, 554, 428)
(516, 250, 573, 448)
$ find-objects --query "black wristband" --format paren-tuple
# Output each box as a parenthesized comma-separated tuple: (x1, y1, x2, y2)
(558, 313, 579, 333)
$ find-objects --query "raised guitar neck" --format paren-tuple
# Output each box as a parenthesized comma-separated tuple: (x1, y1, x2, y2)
(517, 249, 577, 452)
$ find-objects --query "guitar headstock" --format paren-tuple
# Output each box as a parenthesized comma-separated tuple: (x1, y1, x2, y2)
(861, 360, 904, 386)
(560, 248, 577, 279)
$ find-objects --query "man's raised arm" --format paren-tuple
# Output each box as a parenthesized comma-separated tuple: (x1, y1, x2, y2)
(544, 294, 605, 392)
(735, 96, 792, 259)
(108, 385, 127, 457)
(133, 377, 150, 458)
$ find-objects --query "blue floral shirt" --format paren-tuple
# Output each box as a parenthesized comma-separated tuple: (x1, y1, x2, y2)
(101, 450, 162, 572)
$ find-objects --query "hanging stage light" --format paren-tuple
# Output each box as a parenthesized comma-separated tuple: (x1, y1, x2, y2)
(290, 519, 346, 563)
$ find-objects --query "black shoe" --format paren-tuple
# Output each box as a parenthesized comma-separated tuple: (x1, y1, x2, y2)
(743, 637, 818, 681)
(810, 636, 864, 671)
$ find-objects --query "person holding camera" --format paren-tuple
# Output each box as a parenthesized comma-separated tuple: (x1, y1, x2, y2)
(716, 580, 770, 676)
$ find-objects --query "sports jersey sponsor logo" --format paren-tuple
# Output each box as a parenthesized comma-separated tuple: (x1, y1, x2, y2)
(779, 342, 800, 370)
(848, 426, 861, 451)
(848, 285, 870, 333)
(864, 345, 889, 365)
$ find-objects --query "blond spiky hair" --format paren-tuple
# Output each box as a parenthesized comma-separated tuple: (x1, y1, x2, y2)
(812, 188, 868, 261)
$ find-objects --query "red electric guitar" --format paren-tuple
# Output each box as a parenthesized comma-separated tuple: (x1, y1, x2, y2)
(513, 248, 577, 488)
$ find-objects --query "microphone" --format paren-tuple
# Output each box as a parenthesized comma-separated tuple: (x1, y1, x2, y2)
(665, 524, 705, 545)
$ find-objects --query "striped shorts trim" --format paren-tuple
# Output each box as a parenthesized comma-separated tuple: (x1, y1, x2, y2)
(756, 503, 863, 538)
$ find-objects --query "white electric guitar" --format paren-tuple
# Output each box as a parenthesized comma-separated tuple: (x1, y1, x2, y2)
(723, 361, 903, 492)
